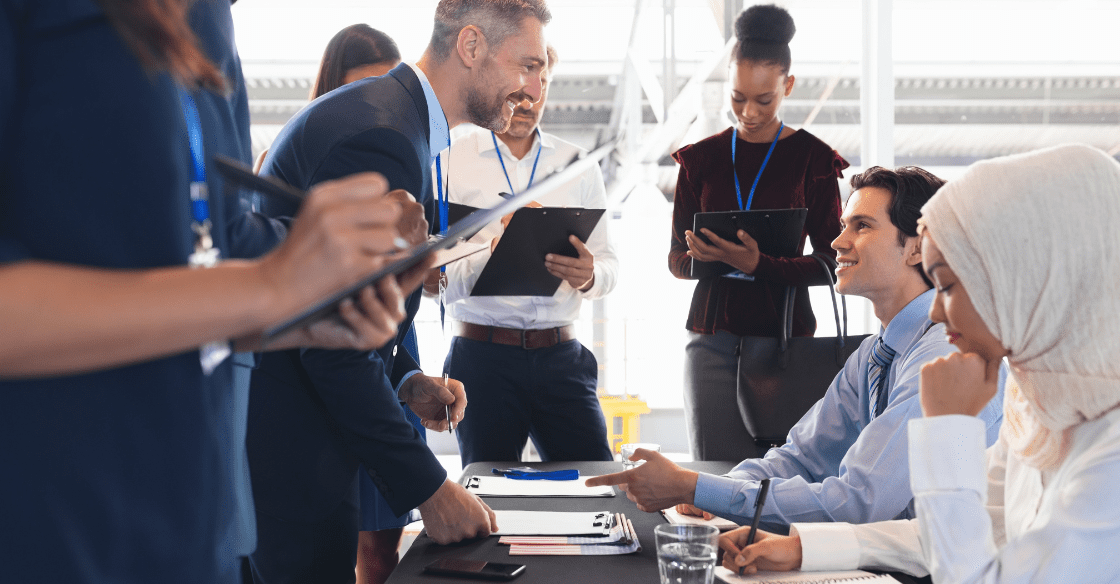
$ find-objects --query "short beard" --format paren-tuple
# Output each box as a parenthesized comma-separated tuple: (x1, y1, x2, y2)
(464, 84, 510, 133)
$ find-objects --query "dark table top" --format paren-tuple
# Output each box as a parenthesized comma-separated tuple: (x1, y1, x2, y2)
(388, 460, 734, 584)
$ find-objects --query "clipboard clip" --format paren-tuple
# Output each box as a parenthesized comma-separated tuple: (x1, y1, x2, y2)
(596, 513, 615, 531)
(464, 476, 481, 489)
(491, 467, 579, 481)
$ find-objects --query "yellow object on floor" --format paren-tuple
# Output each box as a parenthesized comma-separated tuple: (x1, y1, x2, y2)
(597, 395, 650, 454)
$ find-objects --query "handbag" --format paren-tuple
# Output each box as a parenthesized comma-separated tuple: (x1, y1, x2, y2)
(736, 254, 872, 447)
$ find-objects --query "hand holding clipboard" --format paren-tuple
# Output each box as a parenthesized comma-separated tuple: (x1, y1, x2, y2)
(214, 139, 617, 340)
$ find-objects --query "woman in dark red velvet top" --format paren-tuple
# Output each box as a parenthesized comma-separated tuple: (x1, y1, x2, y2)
(669, 4, 848, 461)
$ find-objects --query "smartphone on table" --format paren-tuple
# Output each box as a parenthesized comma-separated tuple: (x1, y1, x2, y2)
(423, 558, 526, 581)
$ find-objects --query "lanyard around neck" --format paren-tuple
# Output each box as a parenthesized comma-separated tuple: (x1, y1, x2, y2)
(491, 128, 543, 196)
(178, 88, 230, 374)
(179, 90, 211, 227)
(732, 121, 784, 211)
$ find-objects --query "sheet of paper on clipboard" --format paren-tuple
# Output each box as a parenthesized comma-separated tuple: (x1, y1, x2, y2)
(491, 510, 616, 536)
(462, 475, 615, 497)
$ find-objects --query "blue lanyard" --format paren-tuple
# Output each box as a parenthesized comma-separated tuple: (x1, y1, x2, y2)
(179, 90, 211, 225)
(732, 121, 784, 211)
(491, 129, 543, 196)
(435, 154, 449, 236)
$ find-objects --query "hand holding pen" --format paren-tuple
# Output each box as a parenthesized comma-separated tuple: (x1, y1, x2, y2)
(718, 479, 804, 575)
(397, 373, 466, 433)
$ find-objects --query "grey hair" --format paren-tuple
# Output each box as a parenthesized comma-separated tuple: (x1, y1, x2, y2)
(428, 0, 552, 61)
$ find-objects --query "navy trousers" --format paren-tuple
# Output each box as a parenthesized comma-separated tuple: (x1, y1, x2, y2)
(444, 336, 613, 466)
(247, 479, 359, 584)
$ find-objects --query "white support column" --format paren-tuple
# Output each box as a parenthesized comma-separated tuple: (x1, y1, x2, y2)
(861, 0, 894, 169)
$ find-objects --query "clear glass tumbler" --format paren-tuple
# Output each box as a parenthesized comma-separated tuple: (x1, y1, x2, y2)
(655, 523, 719, 584)
(619, 442, 661, 470)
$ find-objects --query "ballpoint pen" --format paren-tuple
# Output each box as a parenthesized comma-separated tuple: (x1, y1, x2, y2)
(443, 373, 454, 434)
(740, 478, 771, 576)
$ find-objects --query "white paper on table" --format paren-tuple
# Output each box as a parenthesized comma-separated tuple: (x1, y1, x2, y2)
(661, 506, 739, 531)
(463, 475, 615, 497)
(491, 510, 615, 536)
(715, 566, 901, 583)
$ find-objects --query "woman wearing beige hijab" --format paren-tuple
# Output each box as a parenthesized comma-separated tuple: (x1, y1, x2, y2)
(719, 144, 1120, 583)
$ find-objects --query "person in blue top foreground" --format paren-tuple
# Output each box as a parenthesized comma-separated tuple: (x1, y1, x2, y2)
(0, 1, 425, 582)
(723, 144, 1120, 584)
(588, 166, 1005, 529)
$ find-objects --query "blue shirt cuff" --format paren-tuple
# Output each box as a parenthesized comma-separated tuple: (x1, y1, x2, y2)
(694, 473, 751, 518)
(395, 369, 424, 395)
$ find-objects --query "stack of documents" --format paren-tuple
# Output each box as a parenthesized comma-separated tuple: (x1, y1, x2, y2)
(661, 507, 739, 531)
(496, 512, 641, 556)
(463, 475, 615, 497)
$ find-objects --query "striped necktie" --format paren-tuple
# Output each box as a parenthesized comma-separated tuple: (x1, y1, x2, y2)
(867, 337, 897, 420)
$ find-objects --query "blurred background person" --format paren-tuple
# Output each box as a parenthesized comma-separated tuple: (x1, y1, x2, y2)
(253, 24, 401, 174)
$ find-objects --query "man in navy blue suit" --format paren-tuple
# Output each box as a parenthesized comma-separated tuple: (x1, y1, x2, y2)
(247, 1, 554, 582)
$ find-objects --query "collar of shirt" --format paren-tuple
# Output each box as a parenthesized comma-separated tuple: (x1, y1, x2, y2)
(407, 63, 451, 163)
(880, 288, 936, 351)
(479, 127, 554, 161)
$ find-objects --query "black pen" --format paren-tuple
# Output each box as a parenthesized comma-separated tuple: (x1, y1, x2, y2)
(740, 478, 771, 576)
(213, 154, 409, 250)
(212, 154, 306, 208)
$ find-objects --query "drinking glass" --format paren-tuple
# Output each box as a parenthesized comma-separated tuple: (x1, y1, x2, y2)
(619, 442, 660, 470)
(655, 524, 719, 584)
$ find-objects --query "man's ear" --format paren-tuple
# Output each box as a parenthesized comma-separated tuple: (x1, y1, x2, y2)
(455, 25, 488, 69)
(904, 235, 923, 267)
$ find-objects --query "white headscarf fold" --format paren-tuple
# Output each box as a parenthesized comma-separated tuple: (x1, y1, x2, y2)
(919, 144, 1120, 469)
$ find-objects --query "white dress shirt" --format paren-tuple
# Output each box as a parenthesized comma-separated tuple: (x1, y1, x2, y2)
(439, 127, 618, 329)
(793, 407, 1120, 582)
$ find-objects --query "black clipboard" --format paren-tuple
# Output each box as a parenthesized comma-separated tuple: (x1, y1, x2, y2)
(470, 207, 605, 297)
(690, 207, 808, 279)
(433, 202, 489, 240)
(216, 141, 616, 340)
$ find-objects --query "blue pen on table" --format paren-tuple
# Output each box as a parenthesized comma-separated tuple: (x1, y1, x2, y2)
(490, 467, 580, 481)
(739, 478, 772, 576)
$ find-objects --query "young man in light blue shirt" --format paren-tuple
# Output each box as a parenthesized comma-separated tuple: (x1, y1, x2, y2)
(588, 166, 1005, 528)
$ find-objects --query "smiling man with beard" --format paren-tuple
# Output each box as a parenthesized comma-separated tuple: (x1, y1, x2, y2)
(247, 2, 552, 583)
(433, 45, 619, 467)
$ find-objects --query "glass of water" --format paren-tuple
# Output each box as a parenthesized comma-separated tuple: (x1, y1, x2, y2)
(655, 524, 719, 584)
(619, 442, 660, 470)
